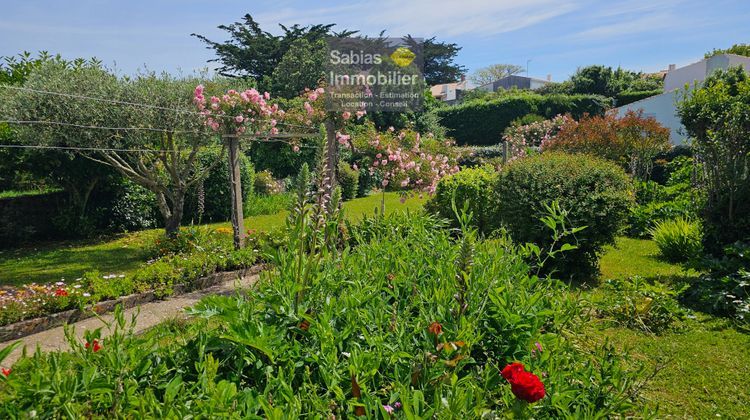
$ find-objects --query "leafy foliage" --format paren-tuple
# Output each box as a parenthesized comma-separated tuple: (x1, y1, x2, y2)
(595, 276, 684, 334)
(542, 110, 671, 180)
(494, 152, 634, 281)
(677, 66, 750, 253)
(705, 43, 750, 58)
(436, 92, 612, 145)
(0, 212, 647, 417)
(627, 157, 701, 237)
(425, 166, 497, 233)
(337, 162, 359, 200)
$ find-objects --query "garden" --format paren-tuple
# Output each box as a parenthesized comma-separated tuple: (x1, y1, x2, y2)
(0, 29, 749, 418)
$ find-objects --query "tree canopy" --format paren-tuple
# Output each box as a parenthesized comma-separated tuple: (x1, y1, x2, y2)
(705, 43, 750, 58)
(469, 64, 524, 86)
(3, 62, 244, 235)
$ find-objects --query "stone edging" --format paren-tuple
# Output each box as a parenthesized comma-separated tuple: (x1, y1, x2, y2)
(0, 264, 265, 342)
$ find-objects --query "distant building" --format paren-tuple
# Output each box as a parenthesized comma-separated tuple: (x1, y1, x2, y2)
(430, 77, 472, 105)
(475, 75, 552, 93)
(617, 54, 750, 145)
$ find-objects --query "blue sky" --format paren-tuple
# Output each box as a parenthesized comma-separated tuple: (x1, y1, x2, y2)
(1, 0, 748, 82)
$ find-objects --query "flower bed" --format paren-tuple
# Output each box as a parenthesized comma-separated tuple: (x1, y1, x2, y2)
(0, 227, 276, 328)
(0, 212, 647, 417)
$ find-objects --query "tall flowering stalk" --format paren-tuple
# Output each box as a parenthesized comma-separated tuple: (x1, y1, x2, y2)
(194, 85, 284, 249)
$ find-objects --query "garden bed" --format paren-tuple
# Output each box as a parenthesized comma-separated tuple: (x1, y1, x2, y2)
(0, 264, 264, 342)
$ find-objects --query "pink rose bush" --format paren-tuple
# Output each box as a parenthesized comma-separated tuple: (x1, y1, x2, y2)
(502, 115, 569, 161)
(193, 85, 283, 136)
(348, 122, 459, 196)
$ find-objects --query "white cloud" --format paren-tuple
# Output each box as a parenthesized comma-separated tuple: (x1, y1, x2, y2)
(255, 0, 579, 37)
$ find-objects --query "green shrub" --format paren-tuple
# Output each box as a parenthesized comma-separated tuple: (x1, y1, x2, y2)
(596, 276, 684, 334)
(425, 166, 497, 232)
(183, 148, 255, 223)
(678, 67, 750, 253)
(681, 242, 750, 325)
(253, 170, 279, 195)
(436, 93, 612, 145)
(246, 140, 320, 179)
(494, 152, 634, 281)
(626, 157, 701, 237)
(337, 162, 359, 200)
(106, 179, 160, 231)
(649, 217, 703, 262)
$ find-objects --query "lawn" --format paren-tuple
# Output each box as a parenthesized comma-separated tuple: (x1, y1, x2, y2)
(591, 237, 750, 418)
(0, 192, 424, 286)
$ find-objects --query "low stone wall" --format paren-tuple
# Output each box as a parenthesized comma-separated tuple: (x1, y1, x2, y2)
(0, 264, 264, 342)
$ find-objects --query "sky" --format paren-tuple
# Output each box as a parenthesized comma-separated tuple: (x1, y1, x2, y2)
(1, 0, 749, 83)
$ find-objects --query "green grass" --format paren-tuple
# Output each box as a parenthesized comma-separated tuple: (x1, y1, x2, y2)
(0, 188, 62, 199)
(0, 192, 425, 286)
(592, 237, 750, 418)
(599, 237, 697, 281)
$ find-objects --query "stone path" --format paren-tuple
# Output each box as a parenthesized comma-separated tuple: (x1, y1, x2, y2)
(0, 273, 259, 368)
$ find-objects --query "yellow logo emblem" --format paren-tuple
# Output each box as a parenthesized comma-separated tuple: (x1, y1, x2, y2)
(390, 47, 416, 67)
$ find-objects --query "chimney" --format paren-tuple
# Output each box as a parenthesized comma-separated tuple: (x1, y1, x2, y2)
(460, 74, 466, 82)
(668, 64, 676, 72)
(546, 74, 552, 82)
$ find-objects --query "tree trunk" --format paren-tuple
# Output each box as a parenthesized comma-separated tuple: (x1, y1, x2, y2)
(227, 137, 246, 250)
(164, 190, 185, 238)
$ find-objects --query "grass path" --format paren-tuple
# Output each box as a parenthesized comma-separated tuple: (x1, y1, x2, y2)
(0, 192, 424, 286)
(593, 237, 750, 418)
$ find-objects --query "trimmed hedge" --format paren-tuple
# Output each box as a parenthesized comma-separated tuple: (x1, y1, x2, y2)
(436, 93, 612, 145)
(615, 89, 661, 107)
(494, 152, 633, 281)
(425, 166, 497, 232)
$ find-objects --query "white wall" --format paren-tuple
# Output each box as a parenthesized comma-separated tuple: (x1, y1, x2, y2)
(664, 54, 750, 92)
(664, 60, 706, 92)
(618, 90, 687, 145)
(620, 54, 750, 145)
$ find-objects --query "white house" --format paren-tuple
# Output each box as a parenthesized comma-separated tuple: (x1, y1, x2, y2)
(617, 54, 750, 145)
(430, 78, 473, 105)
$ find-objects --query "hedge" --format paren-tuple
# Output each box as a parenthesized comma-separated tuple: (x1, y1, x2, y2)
(436, 93, 612, 145)
(615, 90, 662, 107)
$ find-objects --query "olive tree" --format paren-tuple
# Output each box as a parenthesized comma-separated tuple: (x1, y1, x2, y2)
(5, 62, 232, 236)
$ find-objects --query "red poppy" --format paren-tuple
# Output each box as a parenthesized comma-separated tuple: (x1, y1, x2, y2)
(85, 339, 102, 352)
(54, 288, 68, 297)
(501, 362, 525, 381)
(501, 363, 546, 403)
(427, 321, 443, 336)
(1, 367, 10, 377)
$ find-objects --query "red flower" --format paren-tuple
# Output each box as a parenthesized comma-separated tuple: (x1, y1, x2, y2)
(85, 339, 102, 352)
(427, 321, 443, 336)
(54, 288, 68, 297)
(1, 368, 10, 377)
(501, 362, 525, 381)
(501, 363, 546, 403)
